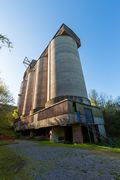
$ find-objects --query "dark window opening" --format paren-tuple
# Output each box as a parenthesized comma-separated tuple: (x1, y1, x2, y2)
(73, 102, 77, 112)
(84, 108, 94, 124)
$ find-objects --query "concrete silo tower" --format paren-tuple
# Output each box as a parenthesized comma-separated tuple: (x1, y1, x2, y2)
(16, 24, 106, 144)
(46, 24, 89, 107)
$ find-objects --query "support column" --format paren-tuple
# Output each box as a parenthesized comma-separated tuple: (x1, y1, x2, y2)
(47, 45, 51, 102)
(92, 125, 98, 143)
(32, 57, 48, 112)
(32, 60, 40, 111)
(18, 79, 27, 116)
(22, 69, 35, 116)
(51, 127, 58, 142)
(72, 125, 83, 144)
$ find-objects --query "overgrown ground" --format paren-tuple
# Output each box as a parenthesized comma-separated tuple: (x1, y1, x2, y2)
(0, 121, 16, 141)
(0, 144, 28, 179)
(0, 140, 120, 180)
(37, 140, 120, 153)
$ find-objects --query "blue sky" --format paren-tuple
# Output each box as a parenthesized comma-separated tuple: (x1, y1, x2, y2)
(0, 0, 120, 104)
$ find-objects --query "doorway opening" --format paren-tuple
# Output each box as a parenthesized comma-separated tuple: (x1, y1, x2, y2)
(64, 126, 73, 143)
(82, 125, 94, 143)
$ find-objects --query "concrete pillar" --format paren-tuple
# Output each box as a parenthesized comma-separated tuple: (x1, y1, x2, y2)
(18, 79, 27, 116)
(22, 69, 35, 116)
(92, 125, 98, 143)
(47, 45, 51, 101)
(72, 125, 83, 144)
(32, 57, 48, 111)
(51, 127, 58, 142)
(49, 130, 52, 141)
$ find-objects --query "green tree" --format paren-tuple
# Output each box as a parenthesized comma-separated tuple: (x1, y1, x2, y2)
(0, 79, 14, 105)
(0, 35, 14, 137)
(0, 34, 13, 49)
(89, 89, 120, 138)
(12, 109, 18, 120)
(0, 79, 15, 136)
(89, 89, 98, 106)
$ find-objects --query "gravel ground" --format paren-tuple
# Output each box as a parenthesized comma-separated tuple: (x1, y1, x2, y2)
(8, 140, 120, 180)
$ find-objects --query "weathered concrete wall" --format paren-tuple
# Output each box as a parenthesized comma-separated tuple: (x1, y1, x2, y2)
(16, 98, 106, 136)
(38, 100, 69, 120)
(22, 68, 36, 116)
(18, 79, 27, 116)
(72, 125, 83, 143)
(14, 112, 80, 131)
(32, 57, 48, 111)
(33, 113, 78, 129)
(47, 35, 88, 102)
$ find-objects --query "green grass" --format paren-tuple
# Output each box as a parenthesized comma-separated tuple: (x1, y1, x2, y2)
(36, 140, 120, 154)
(0, 145, 29, 179)
(0, 126, 15, 136)
(0, 140, 15, 146)
(0, 142, 50, 179)
(0, 146, 19, 178)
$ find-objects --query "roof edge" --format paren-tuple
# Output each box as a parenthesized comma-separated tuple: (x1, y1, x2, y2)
(38, 24, 81, 59)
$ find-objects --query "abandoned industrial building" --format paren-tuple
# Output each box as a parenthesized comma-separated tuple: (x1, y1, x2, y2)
(14, 24, 106, 143)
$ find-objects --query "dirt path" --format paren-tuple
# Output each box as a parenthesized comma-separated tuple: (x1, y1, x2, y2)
(7, 140, 120, 180)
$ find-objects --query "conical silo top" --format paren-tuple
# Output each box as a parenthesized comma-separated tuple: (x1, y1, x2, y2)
(53, 23, 81, 48)
(39, 24, 81, 58)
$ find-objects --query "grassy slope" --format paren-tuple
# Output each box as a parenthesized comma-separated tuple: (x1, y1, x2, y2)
(0, 126, 15, 137)
(0, 145, 35, 180)
(0, 145, 30, 180)
(0, 140, 14, 146)
(0, 104, 16, 139)
(36, 140, 120, 155)
(0, 117, 16, 140)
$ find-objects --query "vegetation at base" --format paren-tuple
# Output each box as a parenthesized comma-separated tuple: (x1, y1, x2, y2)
(89, 89, 120, 138)
(0, 141, 53, 179)
(36, 140, 120, 154)
(0, 146, 27, 179)
(0, 139, 15, 146)
(0, 77, 17, 139)
(0, 104, 17, 139)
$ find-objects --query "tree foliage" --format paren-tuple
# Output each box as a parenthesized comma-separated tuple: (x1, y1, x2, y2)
(89, 89, 120, 137)
(0, 34, 13, 49)
(0, 78, 16, 136)
(0, 79, 14, 105)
